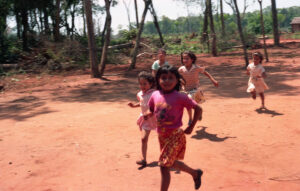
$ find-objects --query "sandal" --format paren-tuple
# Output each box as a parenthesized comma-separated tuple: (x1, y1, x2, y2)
(193, 169, 203, 190)
(136, 160, 147, 166)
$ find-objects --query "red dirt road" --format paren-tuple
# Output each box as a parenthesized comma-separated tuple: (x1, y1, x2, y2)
(1, 45, 300, 191)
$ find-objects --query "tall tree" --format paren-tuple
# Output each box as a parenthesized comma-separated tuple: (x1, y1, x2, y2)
(54, 0, 61, 41)
(226, 0, 249, 66)
(258, 0, 269, 62)
(122, 0, 132, 30)
(207, 0, 217, 56)
(201, 3, 210, 52)
(134, 0, 139, 28)
(83, 0, 100, 77)
(271, 0, 280, 46)
(128, 0, 151, 70)
(0, 0, 11, 56)
(220, 0, 225, 35)
(149, 2, 164, 46)
(19, 1, 29, 51)
(99, 0, 112, 77)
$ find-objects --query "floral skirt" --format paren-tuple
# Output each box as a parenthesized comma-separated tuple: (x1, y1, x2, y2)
(158, 128, 186, 167)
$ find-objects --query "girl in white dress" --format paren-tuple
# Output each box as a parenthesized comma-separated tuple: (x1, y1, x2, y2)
(247, 52, 269, 109)
(128, 71, 156, 166)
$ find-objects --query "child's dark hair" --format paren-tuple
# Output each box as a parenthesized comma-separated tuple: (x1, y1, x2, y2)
(158, 48, 166, 55)
(253, 51, 263, 63)
(181, 50, 197, 65)
(138, 71, 155, 88)
(156, 65, 184, 91)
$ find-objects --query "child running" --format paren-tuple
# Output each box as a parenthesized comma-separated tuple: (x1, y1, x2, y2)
(128, 71, 156, 167)
(246, 51, 269, 109)
(178, 51, 218, 124)
(152, 48, 169, 77)
(146, 65, 203, 191)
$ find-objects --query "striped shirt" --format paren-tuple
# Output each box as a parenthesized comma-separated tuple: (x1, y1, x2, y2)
(178, 64, 205, 91)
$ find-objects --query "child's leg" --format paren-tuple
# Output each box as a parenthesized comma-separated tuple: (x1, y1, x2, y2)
(140, 129, 151, 163)
(259, 92, 265, 108)
(172, 160, 198, 178)
(172, 160, 203, 190)
(251, 91, 256, 100)
(160, 166, 171, 191)
(187, 108, 192, 124)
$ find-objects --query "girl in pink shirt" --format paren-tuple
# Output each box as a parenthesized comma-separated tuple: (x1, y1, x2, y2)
(146, 65, 203, 191)
(178, 51, 218, 124)
(128, 71, 156, 167)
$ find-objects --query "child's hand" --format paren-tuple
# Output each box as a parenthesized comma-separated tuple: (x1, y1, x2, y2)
(213, 80, 219, 87)
(128, 102, 135, 107)
(184, 126, 194, 134)
(143, 112, 153, 120)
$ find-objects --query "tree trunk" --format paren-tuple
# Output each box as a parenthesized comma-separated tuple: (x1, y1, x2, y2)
(64, 9, 71, 37)
(258, 0, 269, 62)
(54, 0, 61, 41)
(82, 4, 86, 36)
(101, 19, 107, 47)
(128, 0, 151, 70)
(21, 8, 29, 51)
(43, 7, 50, 35)
(233, 0, 249, 67)
(83, 0, 100, 78)
(134, 0, 139, 28)
(38, 9, 44, 33)
(207, 0, 217, 56)
(149, 2, 164, 46)
(0, 14, 7, 56)
(271, 0, 280, 46)
(220, 0, 225, 36)
(71, 4, 76, 39)
(99, 0, 112, 77)
(15, 9, 22, 39)
(32, 9, 41, 33)
(123, 0, 132, 30)
(201, 3, 209, 52)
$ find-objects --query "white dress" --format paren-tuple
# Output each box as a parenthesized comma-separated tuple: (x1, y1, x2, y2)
(136, 89, 157, 131)
(247, 63, 269, 93)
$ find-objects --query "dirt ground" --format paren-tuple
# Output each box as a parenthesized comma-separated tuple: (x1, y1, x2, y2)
(1, 42, 300, 191)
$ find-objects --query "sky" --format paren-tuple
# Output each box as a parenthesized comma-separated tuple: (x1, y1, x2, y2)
(6, 0, 300, 35)
(95, 0, 300, 33)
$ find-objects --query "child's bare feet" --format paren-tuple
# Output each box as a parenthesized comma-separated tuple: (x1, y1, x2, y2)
(259, 105, 266, 110)
(136, 159, 147, 166)
(193, 169, 203, 190)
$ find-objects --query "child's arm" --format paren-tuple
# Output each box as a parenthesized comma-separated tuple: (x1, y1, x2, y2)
(152, 70, 157, 77)
(184, 105, 202, 134)
(128, 94, 141, 108)
(203, 71, 219, 87)
(143, 111, 153, 120)
(128, 102, 140, 108)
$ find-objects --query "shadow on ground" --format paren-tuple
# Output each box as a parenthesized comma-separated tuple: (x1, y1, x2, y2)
(0, 95, 56, 121)
(255, 107, 284, 117)
(191, 126, 236, 142)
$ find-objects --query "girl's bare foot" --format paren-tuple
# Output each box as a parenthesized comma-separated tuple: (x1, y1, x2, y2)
(259, 105, 266, 110)
(136, 159, 147, 166)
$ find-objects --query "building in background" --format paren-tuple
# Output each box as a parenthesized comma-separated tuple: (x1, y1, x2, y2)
(290, 17, 300, 33)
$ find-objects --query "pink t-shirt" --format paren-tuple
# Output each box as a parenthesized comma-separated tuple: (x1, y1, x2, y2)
(148, 90, 197, 135)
